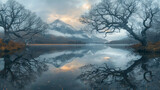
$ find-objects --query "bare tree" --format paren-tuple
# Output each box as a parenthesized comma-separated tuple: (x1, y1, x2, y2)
(78, 54, 160, 89)
(0, 51, 48, 89)
(80, 0, 159, 46)
(0, 0, 48, 44)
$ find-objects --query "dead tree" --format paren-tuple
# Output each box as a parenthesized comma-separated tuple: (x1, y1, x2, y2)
(0, 0, 48, 44)
(0, 52, 48, 89)
(80, 0, 159, 46)
(78, 54, 158, 89)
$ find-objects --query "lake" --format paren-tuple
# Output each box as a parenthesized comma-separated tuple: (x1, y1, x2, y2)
(0, 44, 160, 90)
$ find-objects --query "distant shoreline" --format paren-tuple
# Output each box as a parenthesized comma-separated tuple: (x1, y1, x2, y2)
(28, 43, 132, 46)
(28, 43, 105, 46)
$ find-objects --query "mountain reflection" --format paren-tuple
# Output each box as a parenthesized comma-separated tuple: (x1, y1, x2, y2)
(0, 45, 105, 90)
(78, 53, 160, 90)
(43, 50, 89, 68)
(1, 45, 159, 90)
(37, 45, 105, 68)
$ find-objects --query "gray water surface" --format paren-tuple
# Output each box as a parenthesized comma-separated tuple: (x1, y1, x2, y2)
(0, 44, 159, 90)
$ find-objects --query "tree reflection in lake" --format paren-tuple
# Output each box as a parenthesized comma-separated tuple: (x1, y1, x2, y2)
(0, 45, 160, 90)
(0, 45, 105, 90)
(78, 53, 160, 90)
(0, 51, 48, 89)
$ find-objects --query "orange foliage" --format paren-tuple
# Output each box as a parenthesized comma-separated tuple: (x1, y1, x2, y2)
(132, 41, 160, 53)
(0, 39, 25, 52)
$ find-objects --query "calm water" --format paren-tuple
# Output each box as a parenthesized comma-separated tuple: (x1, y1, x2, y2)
(0, 44, 160, 90)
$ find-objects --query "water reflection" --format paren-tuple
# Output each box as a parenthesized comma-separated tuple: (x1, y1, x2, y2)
(0, 51, 48, 90)
(0, 45, 105, 90)
(0, 45, 159, 90)
(78, 52, 160, 90)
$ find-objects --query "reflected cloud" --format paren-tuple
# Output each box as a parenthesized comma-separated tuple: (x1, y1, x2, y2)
(0, 45, 151, 90)
(60, 60, 84, 71)
(103, 57, 110, 60)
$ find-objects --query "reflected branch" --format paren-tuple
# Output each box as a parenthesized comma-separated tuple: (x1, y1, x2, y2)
(0, 51, 48, 89)
(78, 54, 160, 89)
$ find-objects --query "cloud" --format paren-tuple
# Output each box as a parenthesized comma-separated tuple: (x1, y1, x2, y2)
(9, 0, 95, 29)
(1, 0, 101, 29)
(1, 0, 127, 40)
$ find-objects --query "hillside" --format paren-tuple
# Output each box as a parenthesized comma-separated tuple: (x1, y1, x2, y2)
(32, 19, 106, 44)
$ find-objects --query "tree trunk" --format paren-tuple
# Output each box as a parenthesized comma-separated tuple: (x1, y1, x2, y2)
(140, 40, 147, 46)
(141, 30, 148, 46)
(3, 30, 10, 44)
(124, 25, 148, 47)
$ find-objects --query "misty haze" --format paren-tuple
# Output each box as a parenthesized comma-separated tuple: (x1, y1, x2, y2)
(0, 0, 160, 90)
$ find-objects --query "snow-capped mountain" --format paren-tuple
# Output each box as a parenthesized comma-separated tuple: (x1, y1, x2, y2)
(49, 19, 76, 34)
(46, 19, 106, 43)
(32, 19, 106, 44)
(48, 19, 89, 39)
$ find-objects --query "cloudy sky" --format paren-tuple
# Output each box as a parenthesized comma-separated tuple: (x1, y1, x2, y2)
(1, 0, 127, 40)
(2, 0, 100, 28)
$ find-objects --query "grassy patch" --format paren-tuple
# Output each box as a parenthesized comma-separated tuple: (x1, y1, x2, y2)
(132, 41, 160, 53)
(0, 39, 25, 53)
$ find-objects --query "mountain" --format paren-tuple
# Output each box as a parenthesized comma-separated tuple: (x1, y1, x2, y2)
(49, 19, 76, 34)
(48, 19, 90, 39)
(0, 19, 106, 44)
(33, 19, 106, 44)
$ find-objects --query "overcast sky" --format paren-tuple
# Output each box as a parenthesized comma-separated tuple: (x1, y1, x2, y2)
(1, 0, 127, 41)
(2, 0, 100, 28)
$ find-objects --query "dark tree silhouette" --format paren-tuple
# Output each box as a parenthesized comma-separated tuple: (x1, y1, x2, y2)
(78, 54, 160, 90)
(0, 0, 48, 44)
(0, 51, 48, 89)
(80, 0, 160, 46)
